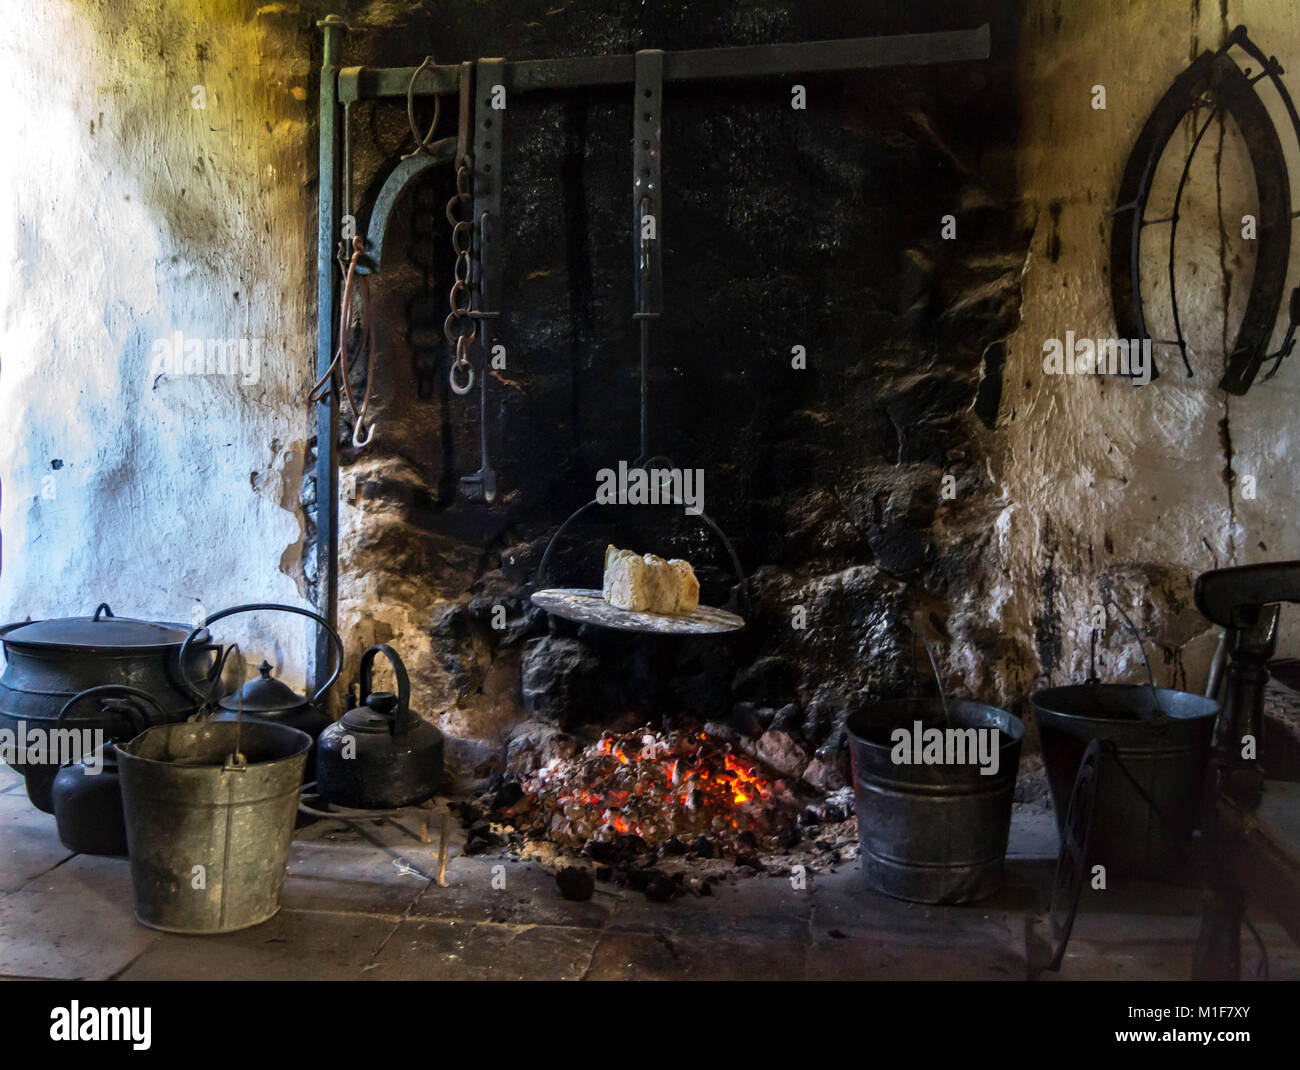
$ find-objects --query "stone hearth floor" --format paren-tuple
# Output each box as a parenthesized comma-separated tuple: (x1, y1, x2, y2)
(1, 759, 1295, 981)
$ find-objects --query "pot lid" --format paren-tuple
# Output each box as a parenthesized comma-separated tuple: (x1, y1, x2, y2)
(218, 661, 307, 714)
(0, 606, 203, 653)
(340, 691, 402, 733)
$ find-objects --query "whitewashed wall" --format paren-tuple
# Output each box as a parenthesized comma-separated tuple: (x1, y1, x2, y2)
(982, 0, 1300, 700)
(0, 1, 315, 679)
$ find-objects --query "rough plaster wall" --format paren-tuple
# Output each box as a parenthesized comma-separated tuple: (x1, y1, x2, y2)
(991, 0, 1300, 700)
(0, 1, 316, 677)
(4, 0, 1298, 766)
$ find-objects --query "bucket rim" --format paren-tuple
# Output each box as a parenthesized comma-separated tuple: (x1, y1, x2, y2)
(846, 697, 1024, 753)
(1031, 682, 1219, 724)
(117, 720, 312, 767)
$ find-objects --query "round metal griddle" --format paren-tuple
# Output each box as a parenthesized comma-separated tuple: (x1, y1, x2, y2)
(531, 588, 744, 635)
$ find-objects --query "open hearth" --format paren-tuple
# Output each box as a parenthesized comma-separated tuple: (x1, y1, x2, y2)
(459, 716, 859, 902)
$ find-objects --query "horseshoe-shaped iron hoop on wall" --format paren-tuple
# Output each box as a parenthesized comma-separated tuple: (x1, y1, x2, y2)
(1110, 25, 1300, 395)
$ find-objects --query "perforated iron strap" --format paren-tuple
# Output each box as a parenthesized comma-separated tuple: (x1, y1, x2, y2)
(633, 51, 663, 460)
(464, 57, 504, 503)
(633, 50, 663, 319)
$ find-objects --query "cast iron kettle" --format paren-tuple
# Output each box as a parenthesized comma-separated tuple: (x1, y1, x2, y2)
(316, 644, 443, 810)
(51, 685, 165, 856)
(0, 603, 220, 812)
(178, 603, 343, 782)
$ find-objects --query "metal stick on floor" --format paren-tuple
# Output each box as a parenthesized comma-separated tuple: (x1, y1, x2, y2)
(435, 804, 451, 887)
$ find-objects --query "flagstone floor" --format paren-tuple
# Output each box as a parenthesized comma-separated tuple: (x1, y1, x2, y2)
(0, 759, 1294, 982)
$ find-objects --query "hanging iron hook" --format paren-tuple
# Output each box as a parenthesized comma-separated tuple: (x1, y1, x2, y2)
(403, 55, 443, 160)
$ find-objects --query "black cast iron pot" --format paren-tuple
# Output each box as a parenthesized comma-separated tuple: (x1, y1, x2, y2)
(0, 603, 219, 811)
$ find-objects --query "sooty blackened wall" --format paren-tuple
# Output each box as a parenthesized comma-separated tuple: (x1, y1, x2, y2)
(310, 1, 1029, 784)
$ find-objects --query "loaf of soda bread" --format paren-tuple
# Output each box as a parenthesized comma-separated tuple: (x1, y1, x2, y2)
(602, 544, 700, 615)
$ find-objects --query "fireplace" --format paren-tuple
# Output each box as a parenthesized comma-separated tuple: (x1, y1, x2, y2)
(309, 6, 1030, 853)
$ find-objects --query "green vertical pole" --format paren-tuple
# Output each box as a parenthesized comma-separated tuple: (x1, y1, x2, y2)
(314, 15, 346, 695)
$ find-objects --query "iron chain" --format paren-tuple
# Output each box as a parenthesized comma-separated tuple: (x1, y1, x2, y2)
(445, 160, 477, 393)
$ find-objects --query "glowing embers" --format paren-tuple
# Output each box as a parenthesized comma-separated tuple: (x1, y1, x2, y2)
(518, 724, 801, 849)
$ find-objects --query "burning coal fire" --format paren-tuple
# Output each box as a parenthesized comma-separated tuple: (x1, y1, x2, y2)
(514, 723, 803, 849)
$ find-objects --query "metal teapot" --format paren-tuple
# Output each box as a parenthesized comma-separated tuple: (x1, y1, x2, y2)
(51, 685, 164, 856)
(179, 603, 342, 782)
(316, 644, 443, 810)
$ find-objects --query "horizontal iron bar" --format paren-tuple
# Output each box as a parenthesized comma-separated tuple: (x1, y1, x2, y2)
(339, 24, 990, 102)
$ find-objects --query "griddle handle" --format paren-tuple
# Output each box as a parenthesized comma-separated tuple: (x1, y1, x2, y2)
(536, 496, 749, 613)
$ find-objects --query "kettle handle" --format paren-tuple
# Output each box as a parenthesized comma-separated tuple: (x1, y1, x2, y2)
(92, 603, 115, 621)
(55, 684, 163, 758)
(177, 603, 344, 708)
(358, 644, 411, 735)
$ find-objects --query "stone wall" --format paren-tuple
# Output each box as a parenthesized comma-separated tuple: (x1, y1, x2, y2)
(3, 0, 1298, 788)
(316, 0, 1029, 781)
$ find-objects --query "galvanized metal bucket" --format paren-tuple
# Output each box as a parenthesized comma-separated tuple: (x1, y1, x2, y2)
(847, 698, 1024, 905)
(117, 720, 310, 934)
(1032, 684, 1218, 878)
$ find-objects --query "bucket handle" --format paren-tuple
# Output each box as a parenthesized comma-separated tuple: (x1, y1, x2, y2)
(55, 685, 164, 762)
(177, 603, 344, 709)
(188, 643, 244, 720)
(905, 620, 950, 728)
(1101, 597, 1164, 720)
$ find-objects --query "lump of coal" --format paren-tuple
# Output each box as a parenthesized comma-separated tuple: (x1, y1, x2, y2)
(615, 833, 648, 856)
(492, 781, 524, 811)
(729, 702, 765, 738)
(585, 840, 620, 865)
(821, 802, 847, 824)
(464, 820, 501, 856)
(556, 866, 595, 901)
(691, 835, 715, 858)
(777, 825, 801, 848)
(770, 703, 802, 735)
(625, 867, 666, 893)
(663, 836, 687, 856)
(645, 875, 677, 903)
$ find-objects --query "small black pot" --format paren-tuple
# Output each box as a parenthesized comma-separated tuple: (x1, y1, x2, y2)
(51, 685, 166, 856)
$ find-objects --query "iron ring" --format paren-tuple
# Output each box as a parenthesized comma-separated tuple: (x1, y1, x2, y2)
(449, 360, 474, 395)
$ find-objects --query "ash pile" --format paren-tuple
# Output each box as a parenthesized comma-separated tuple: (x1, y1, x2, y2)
(456, 719, 859, 903)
